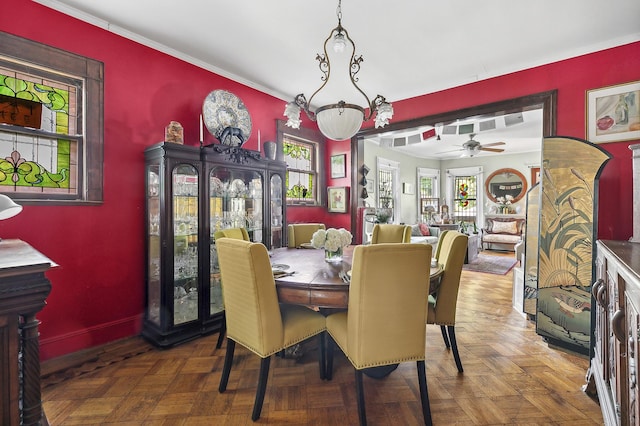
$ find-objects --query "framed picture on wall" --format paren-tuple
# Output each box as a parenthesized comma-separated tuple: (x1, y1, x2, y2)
(587, 80, 640, 143)
(327, 186, 349, 213)
(531, 167, 541, 186)
(330, 154, 346, 178)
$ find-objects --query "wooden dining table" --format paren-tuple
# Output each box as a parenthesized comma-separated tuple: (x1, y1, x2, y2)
(271, 245, 443, 309)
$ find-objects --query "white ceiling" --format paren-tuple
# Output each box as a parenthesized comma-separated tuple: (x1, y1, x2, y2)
(36, 0, 640, 158)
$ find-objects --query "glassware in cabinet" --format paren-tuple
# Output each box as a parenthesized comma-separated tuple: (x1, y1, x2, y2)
(270, 172, 284, 248)
(143, 143, 206, 347)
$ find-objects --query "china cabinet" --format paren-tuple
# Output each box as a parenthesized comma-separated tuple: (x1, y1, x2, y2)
(143, 142, 286, 347)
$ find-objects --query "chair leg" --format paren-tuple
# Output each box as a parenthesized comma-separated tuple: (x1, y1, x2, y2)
(216, 312, 226, 349)
(251, 356, 271, 421)
(440, 325, 450, 348)
(318, 332, 326, 380)
(326, 334, 334, 381)
(447, 325, 463, 373)
(355, 368, 367, 426)
(218, 339, 235, 392)
(416, 361, 433, 426)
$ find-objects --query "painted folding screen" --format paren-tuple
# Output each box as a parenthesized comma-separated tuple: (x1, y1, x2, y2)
(523, 183, 540, 317)
(536, 137, 610, 355)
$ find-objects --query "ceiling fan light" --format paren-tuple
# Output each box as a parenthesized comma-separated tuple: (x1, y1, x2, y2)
(316, 104, 364, 141)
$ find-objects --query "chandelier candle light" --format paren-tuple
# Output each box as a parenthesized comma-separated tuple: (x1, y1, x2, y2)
(310, 227, 353, 263)
(283, 0, 393, 141)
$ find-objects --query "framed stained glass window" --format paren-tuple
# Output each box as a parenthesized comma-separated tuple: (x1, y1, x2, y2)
(453, 175, 478, 222)
(0, 32, 103, 204)
(277, 120, 324, 206)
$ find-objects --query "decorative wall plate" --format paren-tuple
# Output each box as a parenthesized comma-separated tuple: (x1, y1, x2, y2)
(202, 90, 252, 146)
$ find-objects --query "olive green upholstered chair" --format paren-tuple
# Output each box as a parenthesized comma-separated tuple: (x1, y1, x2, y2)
(433, 229, 450, 261)
(287, 223, 325, 248)
(216, 239, 327, 421)
(212, 228, 250, 349)
(325, 243, 433, 426)
(427, 231, 468, 373)
(370, 223, 411, 244)
(214, 227, 250, 241)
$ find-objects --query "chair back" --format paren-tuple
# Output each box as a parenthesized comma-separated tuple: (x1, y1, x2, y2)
(434, 229, 450, 261)
(370, 224, 411, 244)
(287, 223, 325, 248)
(428, 231, 468, 325)
(216, 238, 284, 357)
(347, 243, 432, 368)
(214, 227, 250, 241)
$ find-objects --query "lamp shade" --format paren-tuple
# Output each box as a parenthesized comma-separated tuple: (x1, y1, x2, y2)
(0, 194, 22, 220)
(316, 104, 364, 141)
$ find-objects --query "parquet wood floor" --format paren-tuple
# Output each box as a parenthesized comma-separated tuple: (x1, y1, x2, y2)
(41, 252, 603, 425)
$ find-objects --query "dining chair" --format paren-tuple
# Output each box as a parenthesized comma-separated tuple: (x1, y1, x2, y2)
(216, 238, 327, 421)
(325, 243, 433, 426)
(212, 228, 250, 349)
(427, 230, 468, 373)
(287, 223, 326, 248)
(433, 229, 450, 261)
(370, 223, 411, 244)
(213, 227, 250, 241)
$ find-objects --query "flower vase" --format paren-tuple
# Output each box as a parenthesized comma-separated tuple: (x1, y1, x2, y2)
(324, 246, 343, 263)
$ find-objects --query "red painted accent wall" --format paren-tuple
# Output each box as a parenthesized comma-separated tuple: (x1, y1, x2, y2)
(363, 42, 640, 241)
(1, 0, 637, 360)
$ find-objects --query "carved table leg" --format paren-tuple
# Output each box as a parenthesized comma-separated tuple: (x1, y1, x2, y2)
(19, 313, 43, 426)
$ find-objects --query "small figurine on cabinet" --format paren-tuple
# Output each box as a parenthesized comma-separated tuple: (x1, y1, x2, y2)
(165, 121, 184, 144)
(218, 126, 246, 147)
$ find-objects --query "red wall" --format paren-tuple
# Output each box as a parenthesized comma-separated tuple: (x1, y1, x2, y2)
(364, 42, 640, 241)
(1, 0, 638, 360)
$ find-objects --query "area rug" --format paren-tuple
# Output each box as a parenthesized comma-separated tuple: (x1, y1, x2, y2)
(463, 253, 518, 275)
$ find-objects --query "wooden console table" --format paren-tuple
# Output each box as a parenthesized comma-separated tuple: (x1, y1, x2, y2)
(0, 239, 56, 426)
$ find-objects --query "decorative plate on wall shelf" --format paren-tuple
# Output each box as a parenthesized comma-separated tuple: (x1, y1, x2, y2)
(202, 90, 252, 146)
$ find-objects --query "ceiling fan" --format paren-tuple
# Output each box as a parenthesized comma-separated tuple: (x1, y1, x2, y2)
(438, 134, 506, 157)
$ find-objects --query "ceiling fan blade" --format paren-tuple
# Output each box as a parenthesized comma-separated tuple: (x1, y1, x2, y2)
(480, 147, 505, 152)
(480, 141, 506, 147)
(435, 148, 463, 155)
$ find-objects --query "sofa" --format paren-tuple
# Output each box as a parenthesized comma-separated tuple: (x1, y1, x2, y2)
(409, 223, 441, 250)
(481, 217, 525, 251)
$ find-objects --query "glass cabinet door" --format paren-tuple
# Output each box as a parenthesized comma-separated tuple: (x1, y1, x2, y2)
(146, 164, 161, 326)
(270, 173, 284, 248)
(208, 167, 263, 316)
(172, 164, 199, 325)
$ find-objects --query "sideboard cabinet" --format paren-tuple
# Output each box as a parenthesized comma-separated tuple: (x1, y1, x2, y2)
(588, 240, 639, 426)
(143, 142, 287, 347)
(0, 239, 55, 426)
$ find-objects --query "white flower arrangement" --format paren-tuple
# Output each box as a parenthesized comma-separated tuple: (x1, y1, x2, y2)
(310, 228, 352, 252)
(495, 194, 514, 207)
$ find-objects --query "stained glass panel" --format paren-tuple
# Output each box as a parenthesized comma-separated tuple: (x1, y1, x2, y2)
(283, 137, 317, 204)
(0, 64, 81, 195)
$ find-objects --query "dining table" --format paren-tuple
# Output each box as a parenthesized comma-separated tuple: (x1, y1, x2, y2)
(271, 245, 443, 309)
(270, 244, 443, 379)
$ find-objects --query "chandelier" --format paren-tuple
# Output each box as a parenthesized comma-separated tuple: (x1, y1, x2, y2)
(283, 0, 393, 141)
